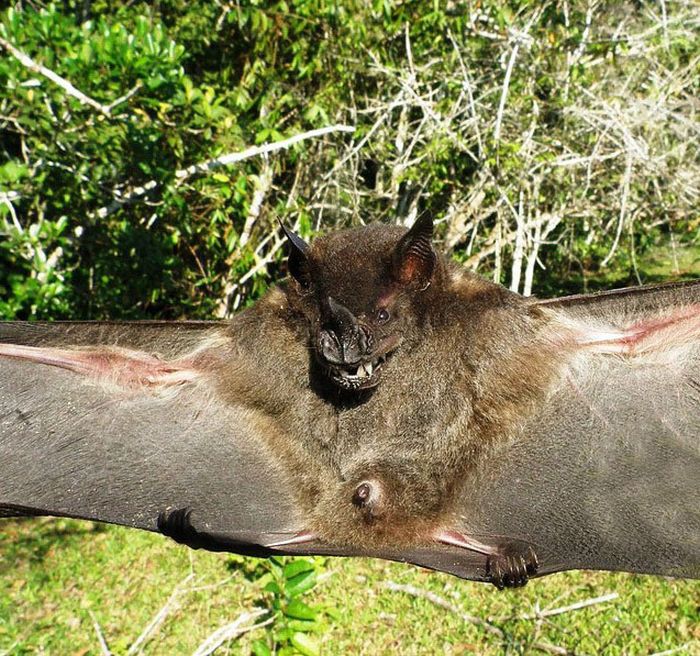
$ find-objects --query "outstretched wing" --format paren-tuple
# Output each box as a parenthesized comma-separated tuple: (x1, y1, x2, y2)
(0, 321, 304, 552)
(442, 280, 700, 580)
(1, 279, 698, 586)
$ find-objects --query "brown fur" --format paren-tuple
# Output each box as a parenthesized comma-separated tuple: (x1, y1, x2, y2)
(208, 221, 569, 549)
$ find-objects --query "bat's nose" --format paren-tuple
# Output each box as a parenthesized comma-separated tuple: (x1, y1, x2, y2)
(321, 297, 372, 364)
(319, 327, 368, 365)
(319, 329, 343, 364)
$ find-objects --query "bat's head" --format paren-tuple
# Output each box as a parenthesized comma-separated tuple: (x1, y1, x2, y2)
(283, 215, 439, 391)
(309, 458, 450, 547)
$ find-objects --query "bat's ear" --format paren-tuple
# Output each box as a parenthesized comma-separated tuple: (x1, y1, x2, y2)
(280, 223, 312, 290)
(393, 213, 436, 290)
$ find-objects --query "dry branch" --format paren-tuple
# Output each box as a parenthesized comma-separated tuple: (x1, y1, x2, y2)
(383, 581, 573, 656)
(512, 592, 619, 622)
(89, 610, 112, 656)
(0, 36, 113, 116)
(650, 643, 698, 656)
(191, 609, 273, 656)
(91, 124, 354, 221)
(174, 124, 354, 182)
(126, 573, 195, 655)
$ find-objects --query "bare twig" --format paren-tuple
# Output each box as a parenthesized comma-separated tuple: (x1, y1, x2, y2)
(238, 235, 287, 287)
(493, 11, 540, 145)
(238, 157, 274, 250)
(0, 641, 20, 656)
(383, 581, 503, 637)
(0, 36, 112, 116)
(0, 190, 22, 205)
(214, 156, 274, 318)
(383, 581, 572, 656)
(104, 82, 143, 113)
(493, 39, 521, 145)
(510, 189, 526, 293)
(321, 100, 395, 182)
(191, 609, 273, 656)
(126, 573, 195, 655)
(91, 124, 354, 220)
(447, 27, 483, 154)
(92, 180, 159, 220)
(175, 124, 354, 182)
(650, 643, 698, 656)
(523, 211, 562, 296)
(511, 592, 619, 622)
(601, 151, 633, 267)
(89, 610, 112, 656)
(0, 191, 22, 231)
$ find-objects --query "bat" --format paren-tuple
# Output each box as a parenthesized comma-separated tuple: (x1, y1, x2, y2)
(0, 216, 698, 588)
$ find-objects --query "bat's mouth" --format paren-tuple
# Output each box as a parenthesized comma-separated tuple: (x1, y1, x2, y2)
(318, 335, 401, 391)
(326, 353, 390, 390)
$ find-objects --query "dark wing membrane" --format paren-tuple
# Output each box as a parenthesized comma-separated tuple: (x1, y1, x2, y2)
(0, 322, 484, 577)
(0, 322, 305, 552)
(0, 321, 489, 578)
(454, 280, 700, 579)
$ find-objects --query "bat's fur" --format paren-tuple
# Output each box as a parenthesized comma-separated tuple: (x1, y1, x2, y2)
(210, 220, 699, 555)
(211, 219, 567, 549)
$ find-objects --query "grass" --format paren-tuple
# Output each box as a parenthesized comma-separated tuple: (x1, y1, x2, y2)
(1, 518, 698, 655)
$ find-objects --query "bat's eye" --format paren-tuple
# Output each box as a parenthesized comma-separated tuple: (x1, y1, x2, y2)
(376, 308, 390, 324)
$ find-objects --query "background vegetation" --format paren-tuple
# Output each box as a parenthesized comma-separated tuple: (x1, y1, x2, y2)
(0, 0, 698, 654)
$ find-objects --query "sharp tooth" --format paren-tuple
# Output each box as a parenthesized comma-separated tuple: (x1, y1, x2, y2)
(365, 361, 373, 376)
(357, 363, 367, 378)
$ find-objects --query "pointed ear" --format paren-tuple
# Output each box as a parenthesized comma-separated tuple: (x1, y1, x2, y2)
(280, 222, 312, 289)
(393, 213, 435, 289)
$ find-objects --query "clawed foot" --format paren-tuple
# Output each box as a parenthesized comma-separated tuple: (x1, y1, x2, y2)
(487, 543, 539, 589)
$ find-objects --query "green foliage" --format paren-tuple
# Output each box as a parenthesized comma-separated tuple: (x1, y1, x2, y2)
(228, 555, 330, 656)
(1, 4, 193, 317)
(1, 520, 698, 654)
(1, 1, 698, 320)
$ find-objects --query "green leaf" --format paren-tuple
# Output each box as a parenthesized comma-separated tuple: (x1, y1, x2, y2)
(284, 599, 317, 621)
(285, 570, 317, 598)
(0, 161, 28, 184)
(290, 632, 320, 656)
(264, 580, 281, 595)
(283, 559, 315, 580)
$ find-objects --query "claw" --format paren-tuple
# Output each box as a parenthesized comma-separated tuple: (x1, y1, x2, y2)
(157, 507, 201, 547)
